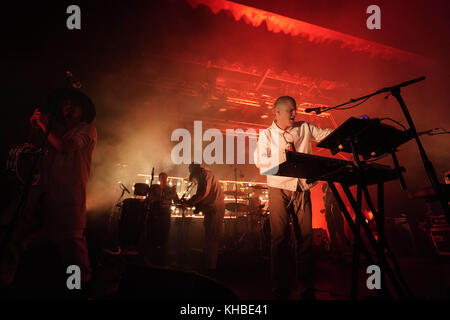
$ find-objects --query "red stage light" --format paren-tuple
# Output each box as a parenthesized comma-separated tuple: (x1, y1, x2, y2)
(187, 0, 433, 66)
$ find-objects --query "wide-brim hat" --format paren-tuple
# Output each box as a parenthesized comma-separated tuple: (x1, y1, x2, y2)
(47, 88, 96, 123)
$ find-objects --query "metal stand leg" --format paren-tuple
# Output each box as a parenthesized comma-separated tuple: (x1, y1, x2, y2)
(392, 88, 449, 219)
(343, 184, 408, 299)
(351, 185, 362, 299)
(327, 181, 377, 300)
(376, 182, 388, 298)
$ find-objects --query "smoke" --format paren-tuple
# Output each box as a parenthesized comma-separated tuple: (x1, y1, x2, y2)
(4, 0, 447, 221)
(82, 0, 450, 220)
(85, 72, 194, 211)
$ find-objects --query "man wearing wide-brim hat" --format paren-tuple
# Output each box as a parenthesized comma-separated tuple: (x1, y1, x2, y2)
(0, 87, 97, 298)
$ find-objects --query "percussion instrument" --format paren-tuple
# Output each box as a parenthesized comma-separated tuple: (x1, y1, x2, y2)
(225, 202, 249, 213)
(7, 143, 44, 187)
(133, 183, 150, 197)
(118, 198, 147, 249)
(224, 190, 247, 197)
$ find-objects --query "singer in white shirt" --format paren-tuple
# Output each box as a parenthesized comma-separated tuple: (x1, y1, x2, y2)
(254, 96, 332, 300)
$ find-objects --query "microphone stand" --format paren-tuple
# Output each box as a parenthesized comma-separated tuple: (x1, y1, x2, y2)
(117, 183, 130, 203)
(234, 166, 238, 217)
(150, 167, 155, 187)
(176, 181, 193, 267)
(143, 167, 155, 251)
(179, 182, 194, 219)
(317, 76, 449, 220)
(390, 84, 449, 220)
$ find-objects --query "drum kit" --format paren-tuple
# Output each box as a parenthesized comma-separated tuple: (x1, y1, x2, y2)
(223, 185, 271, 253)
(224, 185, 267, 214)
(113, 181, 171, 253)
(110, 178, 272, 255)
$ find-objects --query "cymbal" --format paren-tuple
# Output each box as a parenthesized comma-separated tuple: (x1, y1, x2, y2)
(247, 185, 268, 190)
(172, 203, 187, 207)
(224, 190, 247, 197)
(225, 203, 249, 212)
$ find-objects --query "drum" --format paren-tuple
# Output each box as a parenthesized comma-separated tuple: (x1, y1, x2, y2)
(119, 198, 147, 248)
(6, 143, 43, 187)
(247, 197, 264, 232)
(146, 201, 171, 247)
(225, 202, 249, 214)
(133, 183, 150, 197)
(260, 214, 271, 255)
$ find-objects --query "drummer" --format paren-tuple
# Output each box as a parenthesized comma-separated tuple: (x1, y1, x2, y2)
(158, 172, 180, 211)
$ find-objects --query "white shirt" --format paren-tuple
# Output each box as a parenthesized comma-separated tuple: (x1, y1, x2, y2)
(254, 120, 333, 191)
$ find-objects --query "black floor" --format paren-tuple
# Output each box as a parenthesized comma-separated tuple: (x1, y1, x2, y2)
(2, 210, 450, 300)
(3, 240, 450, 300)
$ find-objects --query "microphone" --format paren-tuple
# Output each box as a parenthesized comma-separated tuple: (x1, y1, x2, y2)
(417, 128, 437, 136)
(120, 183, 130, 194)
(151, 167, 155, 184)
(304, 107, 322, 114)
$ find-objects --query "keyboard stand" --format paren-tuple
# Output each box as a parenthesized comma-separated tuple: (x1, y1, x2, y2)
(308, 139, 413, 299)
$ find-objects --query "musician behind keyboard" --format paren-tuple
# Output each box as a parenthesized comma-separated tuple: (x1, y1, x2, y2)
(253, 95, 333, 300)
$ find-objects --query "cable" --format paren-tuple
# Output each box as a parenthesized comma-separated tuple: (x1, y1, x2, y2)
(314, 96, 373, 114)
(333, 97, 372, 111)
(429, 128, 450, 136)
(379, 118, 407, 131)
(431, 131, 450, 136)
(366, 152, 391, 163)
